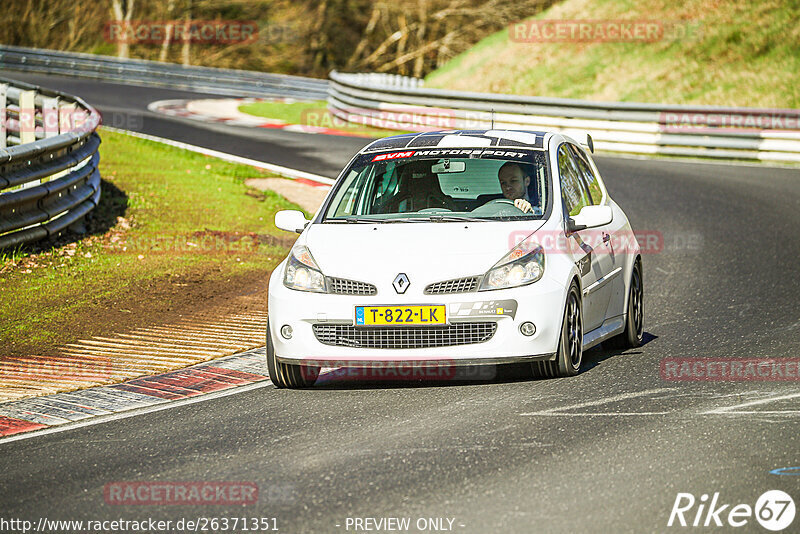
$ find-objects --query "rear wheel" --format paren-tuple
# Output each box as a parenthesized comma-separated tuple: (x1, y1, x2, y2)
(533, 281, 582, 378)
(266, 324, 320, 388)
(605, 260, 644, 350)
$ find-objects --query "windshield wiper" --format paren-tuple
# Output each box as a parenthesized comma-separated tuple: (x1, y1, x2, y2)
(327, 215, 490, 224)
(381, 217, 431, 223)
(327, 216, 380, 224)
(423, 215, 489, 222)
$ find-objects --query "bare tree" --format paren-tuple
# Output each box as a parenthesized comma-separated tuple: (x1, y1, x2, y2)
(181, 0, 192, 66)
(2, 0, 555, 78)
(158, 0, 176, 62)
(110, 0, 135, 59)
(345, 0, 555, 76)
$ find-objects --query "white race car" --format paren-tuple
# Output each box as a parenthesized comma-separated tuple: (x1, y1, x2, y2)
(267, 130, 643, 387)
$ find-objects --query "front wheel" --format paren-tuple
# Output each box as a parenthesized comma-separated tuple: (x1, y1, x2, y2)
(533, 281, 583, 378)
(266, 324, 320, 388)
(605, 260, 644, 350)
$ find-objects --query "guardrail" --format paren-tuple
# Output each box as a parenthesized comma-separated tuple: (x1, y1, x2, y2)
(0, 77, 101, 249)
(0, 45, 328, 101)
(328, 71, 800, 163)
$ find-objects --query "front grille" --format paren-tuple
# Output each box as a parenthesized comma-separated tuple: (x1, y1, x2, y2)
(424, 276, 480, 294)
(312, 322, 497, 349)
(327, 277, 377, 295)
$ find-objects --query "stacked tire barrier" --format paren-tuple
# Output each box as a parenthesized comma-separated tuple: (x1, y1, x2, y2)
(328, 71, 800, 163)
(0, 45, 328, 100)
(0, 77, 101, 249)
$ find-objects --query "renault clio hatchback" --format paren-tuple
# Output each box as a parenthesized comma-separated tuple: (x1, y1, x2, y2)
(268, 130, 643, 388)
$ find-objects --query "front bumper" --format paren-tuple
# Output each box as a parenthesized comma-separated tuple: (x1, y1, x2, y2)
(268, 268, 568, 366)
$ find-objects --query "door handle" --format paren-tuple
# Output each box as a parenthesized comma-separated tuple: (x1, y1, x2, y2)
(602, 232, 610, 243)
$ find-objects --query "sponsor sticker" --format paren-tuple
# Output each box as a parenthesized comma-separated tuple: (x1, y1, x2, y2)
(371, 151, 416, 162)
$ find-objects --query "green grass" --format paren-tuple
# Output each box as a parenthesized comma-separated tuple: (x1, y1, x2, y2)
(239, 100, 413, 137)
(426, 0, 800, 108)
(0, 129, 300, 351)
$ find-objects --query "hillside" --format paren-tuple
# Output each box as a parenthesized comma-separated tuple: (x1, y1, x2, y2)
(425, 0, 800, 108)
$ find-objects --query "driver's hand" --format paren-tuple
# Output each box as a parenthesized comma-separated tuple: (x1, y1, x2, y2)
(514, 199, 533, 213)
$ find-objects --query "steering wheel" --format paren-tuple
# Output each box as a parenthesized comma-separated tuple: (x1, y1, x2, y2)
(484, 198, 519, 208)
(418, 207, 453, 213)
(470, 198, 526, 216)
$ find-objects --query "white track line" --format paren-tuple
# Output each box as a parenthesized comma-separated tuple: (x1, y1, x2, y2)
(0, 379, 274, 445)
(520, 412, 672, 416)
(714, 411, 800, 415)
(519, 388, 674, 416)
(102, 126, 335, 185)
(703, 392, 800, 414)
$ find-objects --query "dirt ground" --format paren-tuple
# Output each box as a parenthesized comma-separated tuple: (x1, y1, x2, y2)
(1, 172, 315, 400)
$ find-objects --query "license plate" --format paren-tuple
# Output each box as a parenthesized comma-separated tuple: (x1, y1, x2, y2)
(355, 305, 446, 326)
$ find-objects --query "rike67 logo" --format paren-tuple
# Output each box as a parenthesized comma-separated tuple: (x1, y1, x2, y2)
(668, 490, 795, 531)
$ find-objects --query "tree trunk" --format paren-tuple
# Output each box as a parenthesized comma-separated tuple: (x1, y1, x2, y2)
(159, 0, 176, 62)
(181, 0, 192, 66)
(109, 0, 135, 59)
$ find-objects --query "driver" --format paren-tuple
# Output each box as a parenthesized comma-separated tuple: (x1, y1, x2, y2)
(497, 162, 534, 213)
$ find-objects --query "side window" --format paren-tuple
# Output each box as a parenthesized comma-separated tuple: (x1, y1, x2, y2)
(330, 167, 370, 217)
(557, 145, 591, 216)
(569, 144, 603, 205)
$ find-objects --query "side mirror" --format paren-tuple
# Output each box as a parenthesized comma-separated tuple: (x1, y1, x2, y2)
(567, 205, 613, 232)
(275, 210, 308, 234)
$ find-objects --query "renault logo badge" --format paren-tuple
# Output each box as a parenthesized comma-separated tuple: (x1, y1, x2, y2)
(393, 273, 410, 294)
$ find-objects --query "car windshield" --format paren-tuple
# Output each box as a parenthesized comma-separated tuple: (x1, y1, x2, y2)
(322, 149, 549, 222)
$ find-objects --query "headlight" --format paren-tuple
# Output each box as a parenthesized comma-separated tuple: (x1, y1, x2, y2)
(479, 242, 545, 291)
(284, 245, 327, 293)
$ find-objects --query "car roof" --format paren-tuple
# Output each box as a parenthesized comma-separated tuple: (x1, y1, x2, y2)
(361, 129, 552, 153)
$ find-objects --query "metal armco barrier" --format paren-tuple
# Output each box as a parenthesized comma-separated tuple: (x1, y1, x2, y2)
(0, 77, 101, 249)
(328, 71, 800, 163)
(0, 45, 328, 100)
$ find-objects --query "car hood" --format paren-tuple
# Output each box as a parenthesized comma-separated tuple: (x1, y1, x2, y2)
(301, 220, 547, 290)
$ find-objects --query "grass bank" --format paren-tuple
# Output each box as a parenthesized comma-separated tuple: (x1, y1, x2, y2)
(0, 129, 300, 356)
(426, 0, 800, 108)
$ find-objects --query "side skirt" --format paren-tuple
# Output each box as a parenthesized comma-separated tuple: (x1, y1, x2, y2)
(583, 316, 625, 350)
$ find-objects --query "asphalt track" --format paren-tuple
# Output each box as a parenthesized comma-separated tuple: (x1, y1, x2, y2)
(2, 71, 800, 533)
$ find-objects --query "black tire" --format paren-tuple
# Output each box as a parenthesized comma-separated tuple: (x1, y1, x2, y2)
(533, 281, 583, 378)
(605, 260, 644, 350)
(266, 324, 320, 388)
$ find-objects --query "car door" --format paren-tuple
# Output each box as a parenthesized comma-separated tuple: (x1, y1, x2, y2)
(570, 144, 628, 321)
(557, 144, 613, 332)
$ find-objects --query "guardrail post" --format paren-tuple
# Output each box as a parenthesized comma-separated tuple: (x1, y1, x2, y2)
(18, 89, 35, 144)
(0, 83, 6, 149)
(43, 96, 59, 138)
(59, 102, 76, 133)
